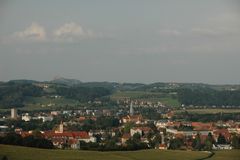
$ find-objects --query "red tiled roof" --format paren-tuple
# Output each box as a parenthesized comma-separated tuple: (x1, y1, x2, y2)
(122, 133, 131, 139)
(213, 129, 231, 140)
(43, 131, 90, 139)
(132, 127, 151, 132)
(20, 131, 32, 137)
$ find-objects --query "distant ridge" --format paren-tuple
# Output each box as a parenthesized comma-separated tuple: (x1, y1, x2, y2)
(8, 79, 38, 84)
(51, 77, 82, 86)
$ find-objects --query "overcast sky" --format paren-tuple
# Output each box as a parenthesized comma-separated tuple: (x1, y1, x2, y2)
(0, 0, 240, 84)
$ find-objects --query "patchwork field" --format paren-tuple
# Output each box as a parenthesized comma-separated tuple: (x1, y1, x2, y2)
(176, 109, 240, 114)
(111, 91, 180, 107)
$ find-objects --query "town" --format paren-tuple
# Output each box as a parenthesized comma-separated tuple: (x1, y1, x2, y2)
(1, 98, 239, 151)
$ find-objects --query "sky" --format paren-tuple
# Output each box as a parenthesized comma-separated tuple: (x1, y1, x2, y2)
(0, 0, 240, 84)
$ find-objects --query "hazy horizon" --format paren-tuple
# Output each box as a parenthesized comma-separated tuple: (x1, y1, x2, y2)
(1, 0, 240, 84)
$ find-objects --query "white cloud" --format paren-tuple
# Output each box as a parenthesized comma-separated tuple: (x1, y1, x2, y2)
(14, 23, 46, 41)
(191, 28, 221, 36)
(158, 29, 182, 36)
(53, 22, 95, 41)
(191, 27, 240, 37)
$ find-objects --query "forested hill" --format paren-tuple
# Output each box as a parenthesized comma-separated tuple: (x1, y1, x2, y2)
(0, 79, 240, 109)
(0, 80, 113, 109)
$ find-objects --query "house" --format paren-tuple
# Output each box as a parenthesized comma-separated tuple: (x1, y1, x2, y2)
(212, 144, 232, 150)
(130, 127, 152, 137)
(191, 122, 213, 131)
(37, 116, 53, 122)
(121, 133, 131, 144)
(213, 129, 231, 143)
(159, 144, 167, 150)
(130, 128, 142, 136)
(51, 111, 60, 116)
(155, 120, 168, 128)
(22, 113, 31, 122)
(122, 115, 143, 124)
(43, 131, 96, 149)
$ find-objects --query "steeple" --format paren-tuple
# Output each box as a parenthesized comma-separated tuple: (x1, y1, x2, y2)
(130, 101, 134, 116)
(59, 121, 64, 133)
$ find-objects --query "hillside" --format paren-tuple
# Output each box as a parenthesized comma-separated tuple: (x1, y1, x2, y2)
(1, 79, 240, 110)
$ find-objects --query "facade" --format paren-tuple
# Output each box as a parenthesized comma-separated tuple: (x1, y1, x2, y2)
(22, 113, 31, 122)
(122, 115, 143, 124)
(11, 108, 17, 119)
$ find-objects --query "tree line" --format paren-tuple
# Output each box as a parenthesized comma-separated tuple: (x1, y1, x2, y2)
(0, 132, 53, 149)
(178, 88, 240, 106)
(54, 86, 112, 102)
(0, 82, 43, 108)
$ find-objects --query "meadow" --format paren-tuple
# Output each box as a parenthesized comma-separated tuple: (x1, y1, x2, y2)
(0, 145, 207, 160)
(1, 145, 239, 160)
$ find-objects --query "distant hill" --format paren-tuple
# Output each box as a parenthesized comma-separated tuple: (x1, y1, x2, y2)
(8, 79, 38, 84)
(51, 77, 82, 86)
(1, 79, 240, 109)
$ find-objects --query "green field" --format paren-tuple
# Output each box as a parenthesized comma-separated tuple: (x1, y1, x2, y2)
(22, 97, 79, 111)
(0, 97, 80, 112)
(0, 145, 209, 160)
(111, 91, 180, 107)
(210, 150, 240, 160)
(1, 145, 239, 160)
(176, 109, 240, 114)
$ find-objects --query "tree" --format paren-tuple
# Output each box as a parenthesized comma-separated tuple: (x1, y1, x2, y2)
(192, 133, 202, 150)
(123, 122, 134, 133)
(217, 133, 226, 144)
(1, 156, 8, 160)
(203, 133, 215, 151)
(204, 139, 212, 151)
(1, 132, 22, 145)
(32, 130, 44, 138)
(231, 134, 239, 149)
(169, 138, 183, 150)
(149, 133, 161, 148)
(132, 133, 141, 142)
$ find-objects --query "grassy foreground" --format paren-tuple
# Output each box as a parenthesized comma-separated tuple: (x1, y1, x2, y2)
(209, 150, 240, 160)
(0, 145, 239, 160)
(0, 145, 207, 160)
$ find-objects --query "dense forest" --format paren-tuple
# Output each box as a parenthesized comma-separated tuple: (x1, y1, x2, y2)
(0, 82, 43, 108)
(54, 86, 112, 102)
(0, 81, 112, 109)
(178, 88, 240, 106)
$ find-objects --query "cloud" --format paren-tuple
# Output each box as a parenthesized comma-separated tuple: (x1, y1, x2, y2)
(53, 22, 95, 41)
(158, 29, 182, 36)
(191, 27, 240, 37)
(14, 23, 46, 41)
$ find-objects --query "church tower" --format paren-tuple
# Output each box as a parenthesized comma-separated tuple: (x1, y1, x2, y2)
(130, 101, 134, 116)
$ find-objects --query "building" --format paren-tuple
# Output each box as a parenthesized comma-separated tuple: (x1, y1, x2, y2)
(43, 131, 96, 149)
(22, 113, 31, 122)
(37, 116, 53, 122)
(130, 127, 152, 137)
(11, 108, 17, 119)
(159, 131, 167, 150)
(130, 101, 134, 116)
(121, 133, 131, 144)
(212, 144, 232, 150)
(122, 115, 143, 124)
